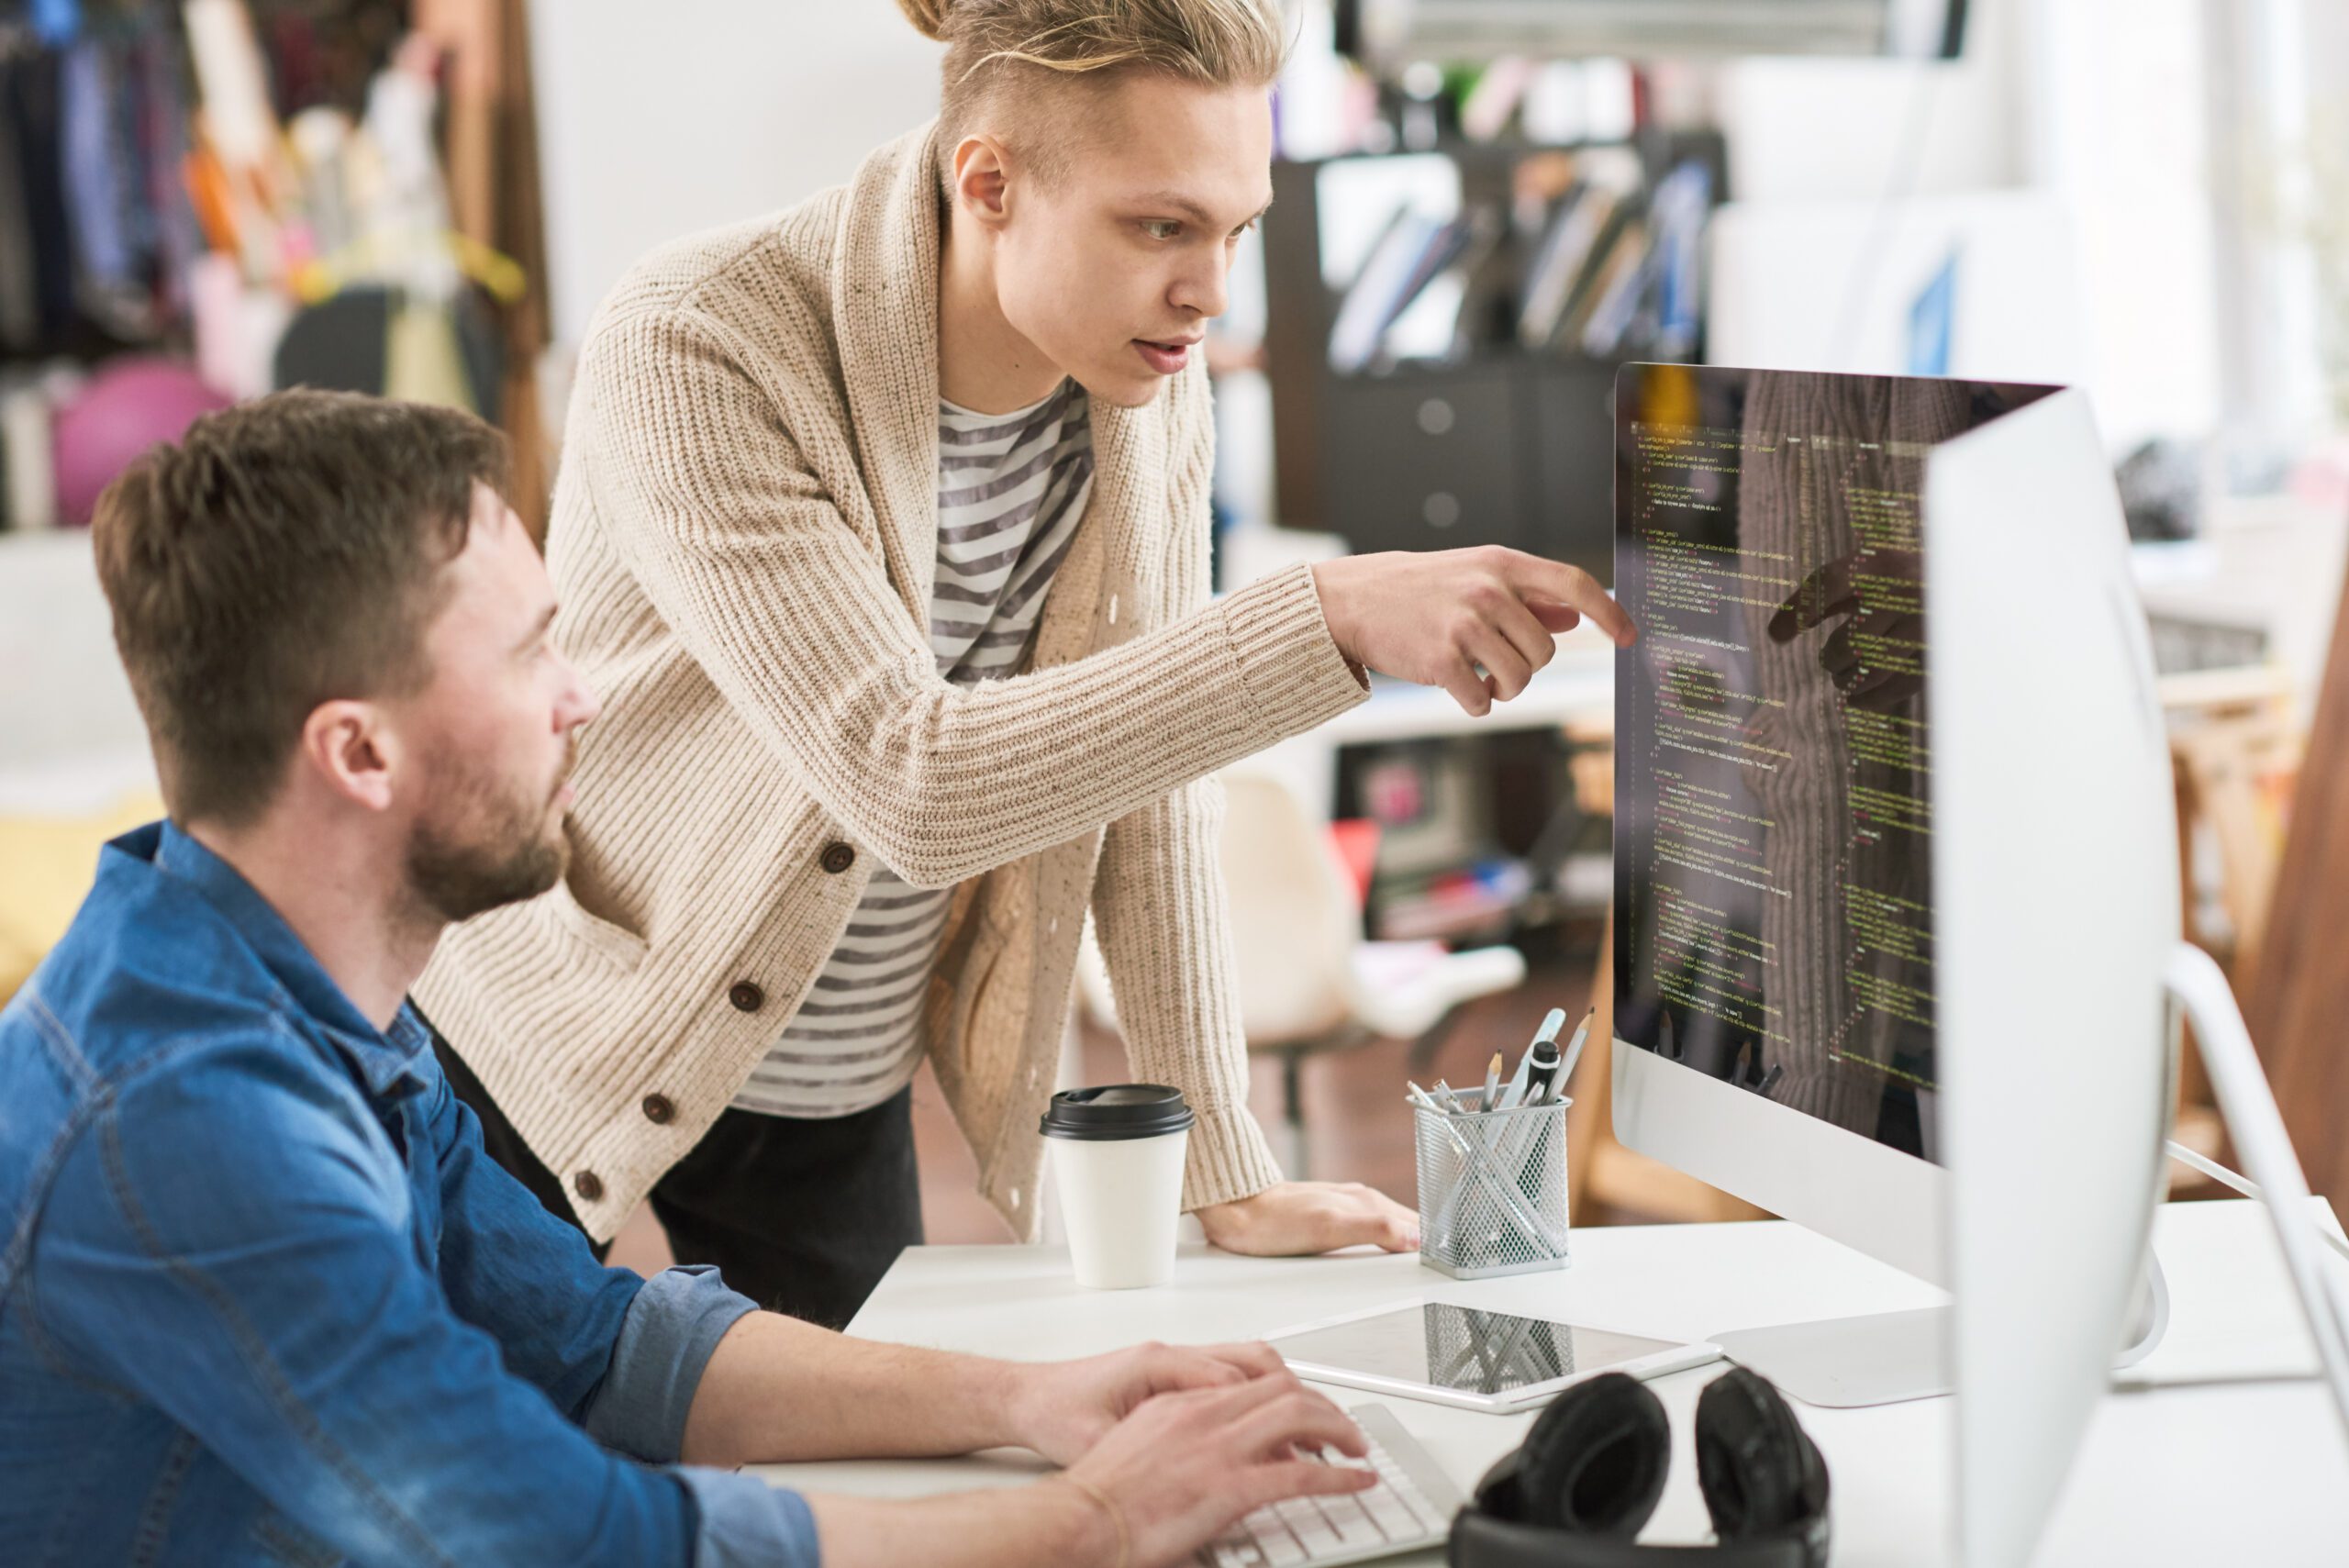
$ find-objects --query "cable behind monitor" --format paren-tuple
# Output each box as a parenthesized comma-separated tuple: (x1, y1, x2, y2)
(2167, 1142, 2349, 1267)
(2163, 941, 2349, 1440)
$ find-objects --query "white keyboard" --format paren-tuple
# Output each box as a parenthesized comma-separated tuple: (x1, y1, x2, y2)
(1197, 1404, 1464, 1567)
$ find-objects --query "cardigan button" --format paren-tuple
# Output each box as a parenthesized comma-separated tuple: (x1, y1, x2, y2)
(641, 1094, 675, 1125)
(729, 980, 766, 1013)
(820, 841, 856, 874)
(573, 1170, 605, 1203)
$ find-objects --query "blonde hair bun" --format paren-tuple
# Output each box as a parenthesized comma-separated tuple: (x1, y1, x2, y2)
(909, 0, 1287, 185)
(896, 0, 951, 44)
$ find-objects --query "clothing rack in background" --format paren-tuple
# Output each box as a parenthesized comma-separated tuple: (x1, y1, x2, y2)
(0, 0, 549, 535)
(412, 0, 547, 528)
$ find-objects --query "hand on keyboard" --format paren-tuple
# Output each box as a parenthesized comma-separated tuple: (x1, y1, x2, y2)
(1060, 1371, 1377, 1567)
(1013, 1339, 1304, 1466)
(1200, 1407, 1457, 1567)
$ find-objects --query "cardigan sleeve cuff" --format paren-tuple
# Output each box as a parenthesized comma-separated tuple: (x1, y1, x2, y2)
(1179, 1099, 1286, 1212)
(1215, 563, 1370, 746)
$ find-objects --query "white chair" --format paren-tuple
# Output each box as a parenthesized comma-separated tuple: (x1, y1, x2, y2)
(1077, 766, 1526, 1175)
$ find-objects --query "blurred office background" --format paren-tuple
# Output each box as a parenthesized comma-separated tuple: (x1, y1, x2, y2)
(4, 0, 2347, 1262)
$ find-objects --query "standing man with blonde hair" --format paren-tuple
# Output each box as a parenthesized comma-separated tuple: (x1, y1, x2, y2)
(420, 0, 1633, 1325)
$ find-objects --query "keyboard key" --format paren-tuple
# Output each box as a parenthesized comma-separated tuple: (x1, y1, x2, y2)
(1319, 1495, 1386, 1551)
(1366, 1494, 1421, 1538)
(1195, 1414, 1464, 1563)
(1286, 1505, 1343, 1555)
(1257, 1529, 1309, 1565)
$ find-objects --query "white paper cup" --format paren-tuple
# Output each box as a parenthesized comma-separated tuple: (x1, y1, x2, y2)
(1041, 1084, 1195, 1290)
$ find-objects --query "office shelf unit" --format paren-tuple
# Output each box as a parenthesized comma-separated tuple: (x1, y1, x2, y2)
(1261, 131, 1727, 584)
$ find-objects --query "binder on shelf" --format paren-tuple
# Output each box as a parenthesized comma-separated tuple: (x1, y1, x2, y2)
(1448, 206, 1522, 359)
(1329, 206, 1447, 372)
(1576, 160, 1711, 358)
(1513, 146, 1643, 351)
(1331, 204, 1508, 372)
(1385, 207, 1505, 364)
(1514, 180, 1598, 348)
(1575, 214, 1656, 357)
(1552, 196, 1643, 352)
(1645, 161, 1715, 357)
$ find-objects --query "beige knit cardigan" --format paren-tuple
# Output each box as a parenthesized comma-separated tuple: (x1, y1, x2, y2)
(414, 123, 1369, 1243)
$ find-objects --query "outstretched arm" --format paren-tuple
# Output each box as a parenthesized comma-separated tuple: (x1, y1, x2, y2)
(586, 305, 1368, 890)
(685, 1325, 1378, 1568)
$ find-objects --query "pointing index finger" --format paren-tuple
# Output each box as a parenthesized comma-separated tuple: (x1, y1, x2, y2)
(1500, 553, 1636, 647)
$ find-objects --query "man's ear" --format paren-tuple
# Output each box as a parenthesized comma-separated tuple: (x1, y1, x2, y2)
(299, 699, 398, 814)
(951, 133, 1016, 230)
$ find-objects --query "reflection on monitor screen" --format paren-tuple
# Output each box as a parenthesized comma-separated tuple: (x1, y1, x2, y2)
(1612, 365, 2056, 1163)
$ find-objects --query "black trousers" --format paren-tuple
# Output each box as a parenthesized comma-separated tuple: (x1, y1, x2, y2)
(429, 1024, 924, 1329)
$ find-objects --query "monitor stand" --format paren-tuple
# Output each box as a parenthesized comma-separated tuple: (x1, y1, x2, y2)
(1709, 1262, 2169, 1409)
(1711, 945, 2349, 1417)
(1710, 1307, 1953, 1408)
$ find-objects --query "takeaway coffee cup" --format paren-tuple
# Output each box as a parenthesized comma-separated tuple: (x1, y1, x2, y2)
(1040, 1084, 1195, 1289)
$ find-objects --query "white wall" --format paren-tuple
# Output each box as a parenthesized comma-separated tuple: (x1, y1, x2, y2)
(531, 3, 942, 348)
(1703, 0, 2224, 451)
(1706, 190, 2096, 391)
(0, 534, 151, 807)
(1718, 0, 2029, 202)
(2022, 0, 2221, 449)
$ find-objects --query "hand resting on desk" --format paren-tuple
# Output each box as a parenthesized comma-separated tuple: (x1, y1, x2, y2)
(1197, 1179, 1421, 1257)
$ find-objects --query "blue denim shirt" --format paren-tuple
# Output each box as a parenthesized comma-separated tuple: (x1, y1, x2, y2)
(0, 822, 820, 1567)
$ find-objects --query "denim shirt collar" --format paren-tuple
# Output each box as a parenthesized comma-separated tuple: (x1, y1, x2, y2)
(141, 820, 433, 1099)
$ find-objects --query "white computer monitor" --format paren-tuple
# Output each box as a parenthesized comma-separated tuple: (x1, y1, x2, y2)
(1609, 366, 2180, 1563)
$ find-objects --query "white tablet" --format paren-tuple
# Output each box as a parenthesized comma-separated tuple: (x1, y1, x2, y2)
(1264, 1301, 1721, 1414)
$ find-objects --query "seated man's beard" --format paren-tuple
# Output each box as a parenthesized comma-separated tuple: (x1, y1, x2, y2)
(406, 762, 569, 924)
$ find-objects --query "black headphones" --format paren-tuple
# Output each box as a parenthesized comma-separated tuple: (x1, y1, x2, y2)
(1449, 1366, 1831, 1568)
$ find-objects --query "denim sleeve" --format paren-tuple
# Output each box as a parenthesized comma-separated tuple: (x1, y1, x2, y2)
(39, 1037, 707, 1568)
(582, 1265, 760, 1462)
(421, 1051, 755, 1458)
(678, 1469, 824, 1568)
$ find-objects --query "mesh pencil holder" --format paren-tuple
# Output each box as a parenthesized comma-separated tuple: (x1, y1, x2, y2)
(1413, 1093, 1571, 1280)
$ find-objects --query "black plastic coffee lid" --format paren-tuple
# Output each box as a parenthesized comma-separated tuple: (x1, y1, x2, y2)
(1039, 1084, 1196, 1141)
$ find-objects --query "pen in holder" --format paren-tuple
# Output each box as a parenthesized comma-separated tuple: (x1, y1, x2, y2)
(1413, 1090, 1571, 1279)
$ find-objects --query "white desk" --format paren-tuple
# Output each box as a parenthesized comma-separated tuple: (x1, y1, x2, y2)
(748, 1199, 2349, 1565)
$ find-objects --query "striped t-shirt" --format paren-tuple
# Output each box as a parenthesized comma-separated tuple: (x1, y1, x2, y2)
(731, 379, 1094, 1118)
